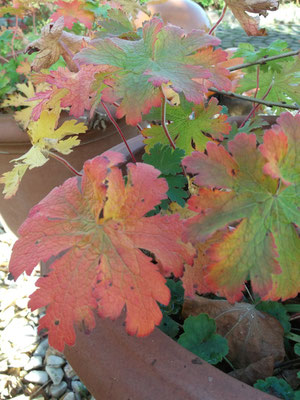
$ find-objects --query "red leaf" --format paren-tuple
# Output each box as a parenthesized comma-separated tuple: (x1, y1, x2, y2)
(51, 0, 95, 29)
(9, 152, 194, 350)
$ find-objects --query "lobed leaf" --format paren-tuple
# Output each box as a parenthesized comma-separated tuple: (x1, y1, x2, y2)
(9, 153, 194, 350)
(183, 113, 300, 302)
(75, 18, 232, 125)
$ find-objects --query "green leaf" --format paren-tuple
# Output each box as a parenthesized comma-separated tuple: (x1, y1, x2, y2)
(142, 144, 185, 175)
(178, 314, 228, 364)
(160, 279, 184, 315)
(165, 175, 188, 207)
(227, 117, 269, 145)
(256, 301, 291, 333)
(294, 343, 300, 356)
(159, 313, 180, 339)
(254, 377, 295, 400)
(142, 97, 231, 155)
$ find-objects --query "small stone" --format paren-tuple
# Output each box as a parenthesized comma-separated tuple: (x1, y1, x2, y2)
(24, 355, 43, 371)
(2, 318, 38, 350)
(46, 366, 64, 385)
(0, 359, 8, 372)
(45, 346, 64, 362)
(49, 381, 67, 398)
(47, 355, 65, 368)
(9, 353, 30, 368)
(15, 297, 28, 309)
(34, 338, 49, 357)
(64, 363, 76, 379)
(0, 305, 15, 327)
(62, 393, 76, 400)
(24, 370, 49, 385)
(71, 381, 88, 396)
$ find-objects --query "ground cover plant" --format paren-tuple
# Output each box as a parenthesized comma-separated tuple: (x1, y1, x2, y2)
(0, 0, 299, 397)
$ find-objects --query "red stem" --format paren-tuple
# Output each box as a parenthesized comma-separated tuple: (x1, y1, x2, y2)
(112, 102, 143, 133)
(101, 101, 137, 163)
(240, 79, 274, 129)
(209, 4, 227, 35)
(160, 90, 176, 150)
(48, 151, 82, 176)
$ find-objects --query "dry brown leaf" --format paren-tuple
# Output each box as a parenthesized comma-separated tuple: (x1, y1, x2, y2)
(25, 17, 90, 72)
(182, 296, 285, 368)
(229, 355, 275, 384)
(225, 0, 279, 36)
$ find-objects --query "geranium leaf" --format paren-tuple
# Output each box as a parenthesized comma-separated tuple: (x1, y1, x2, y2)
(75, 18, 231, 125)
(224, 0, 279, 36)
(254, 377, 295, 400)
(178, 314, 228, 365)
(142, 144, 185, 175)
(9, 154, 195, 350)
(51, 0, 95, 29)
(142, 97, 231, 154)
(0, 111, 87, 198)
(183, 113, 300, 302)
(159, 313, 180, 339)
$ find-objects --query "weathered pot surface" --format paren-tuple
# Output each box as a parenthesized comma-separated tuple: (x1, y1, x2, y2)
(42, 135, 277, 400)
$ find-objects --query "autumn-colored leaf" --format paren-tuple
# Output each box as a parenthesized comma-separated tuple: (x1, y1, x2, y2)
(224, 0, 279, 36)
(260, 112, 300, 186)
(51, 0, 95, 29)
(0, 111, 87, 199)
(142, 97, 231, 154)
(183, 114, 300, 302)
(75, 18, 232, 125)
(9, 154, 195, 350)
(183, 297, 285, 368)
(32, 65, 114, 118)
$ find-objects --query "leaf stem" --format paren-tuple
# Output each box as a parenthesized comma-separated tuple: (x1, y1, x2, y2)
(160, 89, 176, 150)
(48, 151, 82, 176)
(208, 87, 299, 110)
(227, 49, 300, 72)
(240, 75, 274, 128)
(101, 100, 137, 163)
(58, 40, 81, 72)
(0, 55, 9, 63)
(209, 4, 227, 35)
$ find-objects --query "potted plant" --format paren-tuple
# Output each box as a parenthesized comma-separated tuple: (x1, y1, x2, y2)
(2, 0, 300, 399)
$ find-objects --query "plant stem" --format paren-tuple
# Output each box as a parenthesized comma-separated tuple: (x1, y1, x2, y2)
(59, 40, 81, 72)
(101, 100, 137, 163)
(0, 55, 9, 63)
(160, 89, 176, 150)
(209, 87, 299, 110)
(112, 101, 143, 133)
(209, 4, 227, 35)
(48, 151, 82, 176)
(240, 78, 274, 128)
(227, 49, 300, 72)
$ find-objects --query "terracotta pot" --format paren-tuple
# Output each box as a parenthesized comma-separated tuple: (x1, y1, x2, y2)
(42, 135, 277, 400)
(0, 112, 139, 236)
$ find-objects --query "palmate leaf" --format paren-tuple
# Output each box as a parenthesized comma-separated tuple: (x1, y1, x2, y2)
(51, 0, 95, 29)
(178, 314, 228, 365)
(75, 18, 232, 125)
(236, 55, 300, 106)
(142, 97, 231, 154)
(182, 112, 300, 302)
(0, 111, 87, 199)
(9, 153, 195, 351)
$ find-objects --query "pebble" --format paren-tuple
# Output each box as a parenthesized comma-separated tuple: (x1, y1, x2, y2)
(0, 305, 15, 327)
(63, 393, 76, 400)
(64, 363, 77, 379)
(46, 366, 64, 385)
(24, 355, 43, 371)
(0, 359, 8, 372)
(9, 353, 30, 368)
(2, 318, 38, 349)
(24, 370, 49, 385)
(47, 355, 65, 368)
(33, 338, 49, 357)
(72, 380, 88, 396)
(49, 381, 67, 398)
